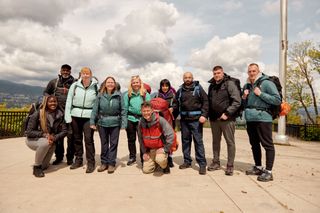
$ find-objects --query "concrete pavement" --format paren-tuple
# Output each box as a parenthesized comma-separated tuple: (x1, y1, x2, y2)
(0, 129, 319, 213)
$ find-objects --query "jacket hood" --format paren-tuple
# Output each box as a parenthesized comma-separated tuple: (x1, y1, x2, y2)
(76, 77, 99, 88)
(180, 80, 199, 90)
(246, 72, 266, 84)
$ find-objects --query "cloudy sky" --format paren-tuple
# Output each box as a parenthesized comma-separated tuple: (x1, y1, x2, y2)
(0, 0, 319, 92)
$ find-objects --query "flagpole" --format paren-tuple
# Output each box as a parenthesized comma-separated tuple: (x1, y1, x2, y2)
(275, 0, 289, 145)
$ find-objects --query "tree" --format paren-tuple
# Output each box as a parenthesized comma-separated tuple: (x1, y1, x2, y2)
(287, 41, 319, 124)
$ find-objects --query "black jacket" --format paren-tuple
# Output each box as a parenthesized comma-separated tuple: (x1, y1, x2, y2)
(43, 75, 75, 110)
(176, 81, 209, 120)
(26, 109, 67, 142)
(208, 74, 241, 121)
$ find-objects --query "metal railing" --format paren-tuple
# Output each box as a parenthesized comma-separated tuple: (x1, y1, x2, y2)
(0, 111, 28, 138)
(0, 111, 319, 141)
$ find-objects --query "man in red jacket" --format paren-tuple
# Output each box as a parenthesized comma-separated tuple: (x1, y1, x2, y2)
(137, 101, 174, 174)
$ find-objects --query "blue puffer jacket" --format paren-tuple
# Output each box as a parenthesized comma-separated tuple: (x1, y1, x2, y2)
(65, 78, 99, 123)
(90, 91, 127, 128)
(243, 73, 281, 122)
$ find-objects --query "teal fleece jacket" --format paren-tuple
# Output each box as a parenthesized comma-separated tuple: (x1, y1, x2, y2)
(123, 90, 151, 122)
(243, 73, 281, 122)
(90, 91, 127, 128)
(65, 78, 99, 123)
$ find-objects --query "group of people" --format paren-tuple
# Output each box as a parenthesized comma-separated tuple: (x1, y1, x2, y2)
(25, 62, 281, 182)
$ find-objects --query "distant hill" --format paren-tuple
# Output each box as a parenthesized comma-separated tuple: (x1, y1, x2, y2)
(0, 79, 44, 96)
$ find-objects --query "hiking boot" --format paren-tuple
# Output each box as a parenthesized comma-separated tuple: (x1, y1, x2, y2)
(67, 159, 73, 165)
(225, 164, 234, 176)
(127, 158, 136, 166)
(199, 166, 206, 175)
(70, 161, 83, 170)
(257, 170, 273, 182)
(52, 158, 63, 165)
(245, 166, 263, 176)
(108, 166, 115, 174)
(179, 163, 191, 169)
(97, 164, 108, 172)
(207, 161, 220, 171)
(168, 156, 174, 168)
(163, 165, 170, 174)
(86, 164, 95, 173)
(33, 165, 45, 178)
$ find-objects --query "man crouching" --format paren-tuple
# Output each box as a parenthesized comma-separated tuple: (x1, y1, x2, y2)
(138, 101, 174, 174)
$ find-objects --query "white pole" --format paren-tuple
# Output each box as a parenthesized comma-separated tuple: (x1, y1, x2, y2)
(275, 0, 290, 145)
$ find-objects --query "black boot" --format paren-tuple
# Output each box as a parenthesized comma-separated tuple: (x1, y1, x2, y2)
(33, 165, 45, 178)
(168, 156, 174, 168)
(163, 164, 170, 174)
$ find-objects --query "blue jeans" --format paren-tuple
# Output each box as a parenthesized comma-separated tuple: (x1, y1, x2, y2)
(180, 120, 207, 167)
(98, 126, 120, 166)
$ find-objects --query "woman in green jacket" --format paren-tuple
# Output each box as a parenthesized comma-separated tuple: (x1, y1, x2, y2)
(90, 76, 127, 173)
(123, 75, 151, 166)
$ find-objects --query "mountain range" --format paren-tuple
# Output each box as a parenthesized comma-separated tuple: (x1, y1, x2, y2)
(0, 79, 44, 96)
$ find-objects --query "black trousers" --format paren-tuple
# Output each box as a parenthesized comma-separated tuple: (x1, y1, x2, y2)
(246, 122, 275, 171)
(125, 120, 143, 163)
(54, 123, 74, 161)
(71, 117, 95, 166)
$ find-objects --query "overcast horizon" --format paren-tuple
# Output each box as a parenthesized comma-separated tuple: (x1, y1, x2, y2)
(0, 0, 319, 92)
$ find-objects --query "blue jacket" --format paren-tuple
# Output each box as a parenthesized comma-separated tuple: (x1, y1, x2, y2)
(90, 91, 127, 128)
(244, 73, 281, 122)
(65, 78, 99, 123)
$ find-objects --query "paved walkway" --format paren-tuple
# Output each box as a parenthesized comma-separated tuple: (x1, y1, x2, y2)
(0, 129, 319, 213)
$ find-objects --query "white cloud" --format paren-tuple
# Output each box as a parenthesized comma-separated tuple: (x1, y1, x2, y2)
(262, 1, 279, 16)
(297, 27, 320, 42)
(102, 1, 179, 68)
(186, 33, 262, 85)
(0, 0, 88, 26)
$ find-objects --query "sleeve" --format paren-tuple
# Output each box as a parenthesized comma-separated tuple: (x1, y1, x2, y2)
(64, 82, 76, 123)
(159, 117, 174, 153)
(259, 81, 282, 106)
(137, 122, 146, 154)
(53, 121, 67, 142)
(145, 92, 151, 101)
(90, 95, 100, 125)
(199, 85, 209, 118)
(43, 79, 56, 96)
(225, 81, 241, 116)
(120, 94, 128, 129)
(26, 112, 44, 138)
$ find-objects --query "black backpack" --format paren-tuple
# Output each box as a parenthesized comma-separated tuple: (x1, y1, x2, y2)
(226, 77, 243, 118)
(22, 102, 41, 136)
(256, 75, 282, 119)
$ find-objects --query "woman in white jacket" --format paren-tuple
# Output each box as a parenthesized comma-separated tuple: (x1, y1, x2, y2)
(65, 67, 99, 173)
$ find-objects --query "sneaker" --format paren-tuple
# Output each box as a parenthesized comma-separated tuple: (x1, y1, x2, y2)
(245, 166, 263, 176)
(52, 158, 63, 165)
(127, 158, 136, 166)
(179, 163, 191, 169)
(86, 165, 95, 173)
(163, 165, 170, 174)
(33, 165, 45, 178)
(199, 166, 206, 175)
(257, 170, 273, 182)
(97, 164, 108, 172)
(207, 162, 220, 171)
(108, 166, 115, 174)
(70, 161, 83, 170)
(225, 165, 234, 176)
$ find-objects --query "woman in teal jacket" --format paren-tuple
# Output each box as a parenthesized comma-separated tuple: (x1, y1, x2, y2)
(123, 75, 151, 166)
(65, 67, 99, 173)
(90, 76, 127, 173)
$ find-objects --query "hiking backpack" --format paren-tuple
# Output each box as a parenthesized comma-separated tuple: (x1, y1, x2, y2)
(22, 102, 41, 136)
(226, 77, 243, 118)
(256, 75, 283, 119)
